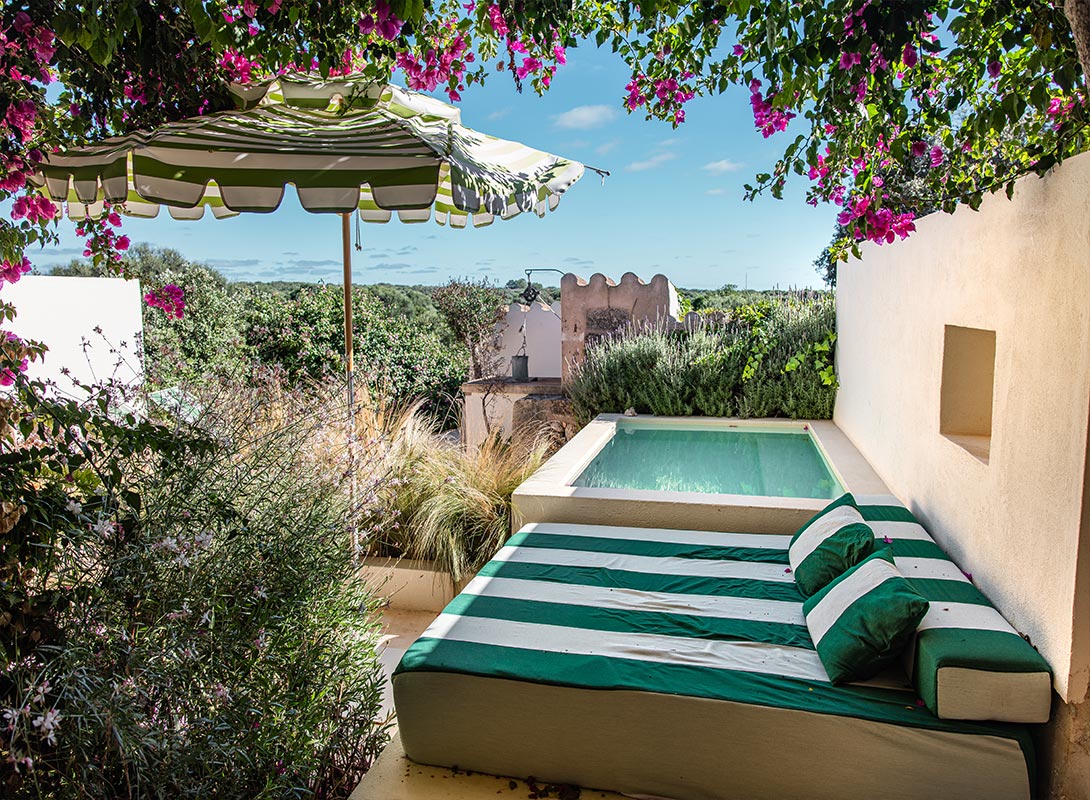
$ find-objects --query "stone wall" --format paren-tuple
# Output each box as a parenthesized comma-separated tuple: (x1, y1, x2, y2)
(559, 272, 680, 384)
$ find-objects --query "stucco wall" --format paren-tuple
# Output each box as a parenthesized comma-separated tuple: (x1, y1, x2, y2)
(5, 275, 144, 393)
(495, 301, 562, 379)
(835, 150, 1090, 704)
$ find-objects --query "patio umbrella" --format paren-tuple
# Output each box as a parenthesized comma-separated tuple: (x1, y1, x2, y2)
(32, 74, 594, 405)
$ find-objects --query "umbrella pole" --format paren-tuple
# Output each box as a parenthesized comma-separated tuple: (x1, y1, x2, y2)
(342, 212, 355, 411)
(342, 212, 359, 559)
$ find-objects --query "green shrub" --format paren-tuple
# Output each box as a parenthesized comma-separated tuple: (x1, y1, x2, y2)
(54, 245, 251, 384)
(55, 250, 470, 418)
(1, 374, 389, 798)
(432, 278, 506, 381)
(246, 285, 467, 419)
(569, 294, 837, 424)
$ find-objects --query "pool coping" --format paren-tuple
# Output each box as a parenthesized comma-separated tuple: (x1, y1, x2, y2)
(512, 415, 890, 535)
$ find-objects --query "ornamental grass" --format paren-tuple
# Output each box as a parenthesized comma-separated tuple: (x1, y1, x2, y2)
(357, 394, 550, 582)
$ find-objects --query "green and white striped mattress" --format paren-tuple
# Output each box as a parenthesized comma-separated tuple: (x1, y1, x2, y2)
(848, 495, 1051, 724)
(394, 501, 1040, 800)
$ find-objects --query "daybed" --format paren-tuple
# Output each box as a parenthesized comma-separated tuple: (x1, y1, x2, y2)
(393, 495, 1051, 800)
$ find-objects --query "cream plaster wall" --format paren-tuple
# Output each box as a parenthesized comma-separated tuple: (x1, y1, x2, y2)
(461, 379, 564, 451)
(5, 276, 144, 394)
(835, 150, 1090, 703)
(495, 301, 562, 378)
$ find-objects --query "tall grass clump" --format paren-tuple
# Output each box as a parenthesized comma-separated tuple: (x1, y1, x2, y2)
(1, 371, 390, 799)
(569, 293, 837, 424)
(357, 399, 550, 582)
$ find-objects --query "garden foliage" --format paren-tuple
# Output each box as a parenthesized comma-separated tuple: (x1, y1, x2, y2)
(55, 248, 470, 419)
(0, 371, 389, 798)
(432, 279, 507, 381)
(568, 294, 838, 424)
(245, 284, 467, 417)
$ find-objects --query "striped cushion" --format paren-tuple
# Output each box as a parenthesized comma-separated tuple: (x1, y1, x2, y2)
(855, 496, 1053, 722)
(804, 549, 930, 685)
(789, 494, 875, 596)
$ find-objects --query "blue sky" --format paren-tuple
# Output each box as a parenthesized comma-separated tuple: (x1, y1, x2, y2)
(28, 44, 837, 290)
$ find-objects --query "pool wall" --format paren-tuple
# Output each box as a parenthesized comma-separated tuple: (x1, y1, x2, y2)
(512, 415, 890, 535)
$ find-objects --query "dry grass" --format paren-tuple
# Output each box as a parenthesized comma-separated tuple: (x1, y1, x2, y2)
(354, 392, 550, 581)
(173, 375, 549, 583)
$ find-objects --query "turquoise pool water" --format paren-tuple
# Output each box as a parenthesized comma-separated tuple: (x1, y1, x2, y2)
(571, 423, 843, 499)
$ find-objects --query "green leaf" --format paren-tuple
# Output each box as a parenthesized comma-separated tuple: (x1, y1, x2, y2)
(186, 0, 216, 42)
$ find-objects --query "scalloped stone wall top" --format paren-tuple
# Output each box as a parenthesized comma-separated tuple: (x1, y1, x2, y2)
(559, 271, 681, 384)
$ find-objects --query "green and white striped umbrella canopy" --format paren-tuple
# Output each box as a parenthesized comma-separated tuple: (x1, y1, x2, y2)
(35, 74, 587, 227)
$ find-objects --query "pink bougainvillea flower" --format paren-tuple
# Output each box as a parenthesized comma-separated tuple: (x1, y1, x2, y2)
(883, 535, 893, 544)
(838, 51, 862, 70)
(10, 193, 57, 225)
(6, 99, 38, 141)
(486, 5, 508, 37)
(624, 76, 646, 110)
(31, 28, 56, 62)
(902, 44, 918, 68)
(749, 80, 796, 137)
(929, 145, 944, 167)
(732, 44, 744, 56)
(553, 44, 567, 65)
(911, 140, 928, 158)
(242, 0, 257, 17)
(13, 11, 34, 33)
(144, 284, 186, 319)
(987, 60, 1001, 78)
(0, 257, 32, 285)
(515, 56, 542, 80)
(377, 14, 403, 40)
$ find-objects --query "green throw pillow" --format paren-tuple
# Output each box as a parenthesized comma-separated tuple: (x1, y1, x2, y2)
(789, 494, 875, 596)
(803, 549, 930, 685)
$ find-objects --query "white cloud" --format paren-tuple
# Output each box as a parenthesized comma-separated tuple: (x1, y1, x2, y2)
(705, 188, 726, 195)
(487, 108, 510, 120)
(703, 159, 744, 174)
(625, 152, 678, 172)
(553, 105, 618, 130)
(596, 139, 620, 155)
